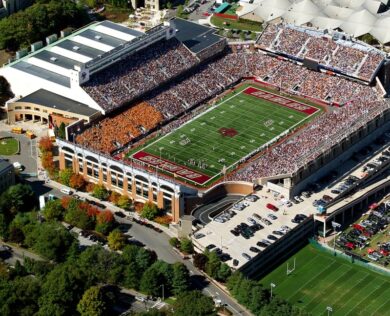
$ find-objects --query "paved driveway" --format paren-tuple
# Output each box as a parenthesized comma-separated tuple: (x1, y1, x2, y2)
(0, 130, 38, 175)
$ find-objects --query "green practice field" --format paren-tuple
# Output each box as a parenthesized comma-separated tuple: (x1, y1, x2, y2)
(260, 244, 390, 316)
(132, 84, 321, 185)
(0, 137, 19, 155)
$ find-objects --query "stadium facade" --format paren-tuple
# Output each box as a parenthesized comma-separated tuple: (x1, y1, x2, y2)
(2, 18, 390, 225)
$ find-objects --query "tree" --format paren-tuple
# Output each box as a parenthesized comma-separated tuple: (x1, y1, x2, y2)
(38, 136, 53, 153)
(25, 222, 75, 261)
(205, 251, 221, 279)
(64, 204, 94, 230)
(38, 263, 87, 316)
(108, 191, 121, 205)
(77, 286, 107, 316)
(217, 263, 231, 282)
(173, 291, 216, 316)
(92, 185, 109, 200)
(193, 253, 208, 271)
(140, 202, 159, 220)
(41, 152, 55, 175)
(116, 195, 132, 210)
(169, 237, 180, 248)
(0, 276, 41, 316)
(140, 265, 163, 297)
(95, 211, 114, 235)
(58, 122, 66, 139)
(0, 76, 13, 97)
(180, 238, 193, 254)
(42, 199, 64, 221)
(1, 184, 35, 215)
(172, 262, 189, 295)
(59, 168, 74, 186)
(69, 174, 85, 190)
(107, 229, 126, 251)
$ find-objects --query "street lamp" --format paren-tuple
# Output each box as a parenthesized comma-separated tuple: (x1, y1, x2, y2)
(326, 306, 333, 316)
(270, 283, 276, 299)
(160, 284, 165, 301)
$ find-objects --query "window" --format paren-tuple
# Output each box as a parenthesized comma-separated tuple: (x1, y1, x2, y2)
(15, 106, 22, 110)
(34, 108, 40, 112)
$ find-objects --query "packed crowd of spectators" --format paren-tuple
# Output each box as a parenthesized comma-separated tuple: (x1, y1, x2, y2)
(230, 96, 388, 182)
(75, 102, 163, 154)
(83, 38, 198, 112)
(257, 23, 384, 82)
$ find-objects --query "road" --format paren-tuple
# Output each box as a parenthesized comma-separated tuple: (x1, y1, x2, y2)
(192, 195, 242, 224)
(25, 177, 252, 315)
(0, 240, 43, 266)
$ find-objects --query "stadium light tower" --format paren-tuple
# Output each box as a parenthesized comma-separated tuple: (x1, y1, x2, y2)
(270, 283, 276, 299)
(326, 306, 333, 316)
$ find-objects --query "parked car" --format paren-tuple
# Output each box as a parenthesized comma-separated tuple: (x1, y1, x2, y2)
(194, 233, 205, 239)
(266, 203, 278, 211)
(249, 246, 260, 253)
(267, 213, 277, 220)
(242, 253, 252, 260)
(267, 234, 278, 241)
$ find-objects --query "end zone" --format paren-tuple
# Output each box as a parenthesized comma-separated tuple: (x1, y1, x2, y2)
(243, 87, 319, 115)
(133, 151, 211, 185)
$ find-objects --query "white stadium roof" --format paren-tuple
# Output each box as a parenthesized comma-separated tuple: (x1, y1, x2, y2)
(241, 0, 390, 43)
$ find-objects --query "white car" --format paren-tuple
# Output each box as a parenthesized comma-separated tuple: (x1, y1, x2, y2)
(135, 296, 146, 302)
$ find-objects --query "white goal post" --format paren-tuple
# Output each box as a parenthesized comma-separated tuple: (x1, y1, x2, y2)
(287, 258, 296, 275)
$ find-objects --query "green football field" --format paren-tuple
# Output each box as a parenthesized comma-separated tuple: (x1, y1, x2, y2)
(260, 244, 390, 316)
(132, 84, 321, 185)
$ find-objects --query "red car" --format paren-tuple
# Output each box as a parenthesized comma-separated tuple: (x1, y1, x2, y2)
(266, 203, 278, 212)
(345, 242, 355, 250)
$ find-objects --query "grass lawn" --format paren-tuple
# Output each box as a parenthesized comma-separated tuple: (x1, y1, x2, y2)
(131, 83, 321, 185)
(260, 244, 390, 316)
(0, 137, 19, 155)
(210, 15, 262, 32)
(98, 5, 132, 23)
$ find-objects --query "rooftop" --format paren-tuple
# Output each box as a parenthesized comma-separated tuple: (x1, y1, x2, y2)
(172, 18, 224, 54)
(17, 89, 99, 117)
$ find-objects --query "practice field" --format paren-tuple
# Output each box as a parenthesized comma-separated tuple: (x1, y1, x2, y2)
(260, 244, 390, 316)
(132, 84, 321, 185)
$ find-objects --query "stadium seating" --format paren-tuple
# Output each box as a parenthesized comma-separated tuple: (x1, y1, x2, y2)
(83, 38, 198, 112)
(257, 24, 384, 82)
(75, 102, 163, 154)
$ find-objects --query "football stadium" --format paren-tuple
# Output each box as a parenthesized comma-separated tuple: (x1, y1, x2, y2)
(131, 83, 322, 185)
(2, 17, 390, 276)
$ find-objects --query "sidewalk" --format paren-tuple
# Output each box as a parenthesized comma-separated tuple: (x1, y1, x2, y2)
(45, 179, 177, 238)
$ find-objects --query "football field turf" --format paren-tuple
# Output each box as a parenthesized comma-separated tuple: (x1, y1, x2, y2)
(260, 244, 390, 316)
(132, 84, 321, 185)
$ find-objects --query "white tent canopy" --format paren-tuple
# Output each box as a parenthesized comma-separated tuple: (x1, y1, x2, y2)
(242, 0, 390, 43)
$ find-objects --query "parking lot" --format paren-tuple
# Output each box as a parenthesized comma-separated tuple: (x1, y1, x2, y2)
(193, 190, 312, 269)
(334, 197, 390, 266)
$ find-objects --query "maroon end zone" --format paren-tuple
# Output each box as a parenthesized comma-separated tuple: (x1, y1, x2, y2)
(243, 87, 319, 115)
(133, 151, 211, 184)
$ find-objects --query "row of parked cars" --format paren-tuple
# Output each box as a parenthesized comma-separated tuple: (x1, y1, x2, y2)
(241, 225, 292, 261)
(330, 175, 360, 196)
(337, 202, 390, 265)
(214, 209, 237, 223)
